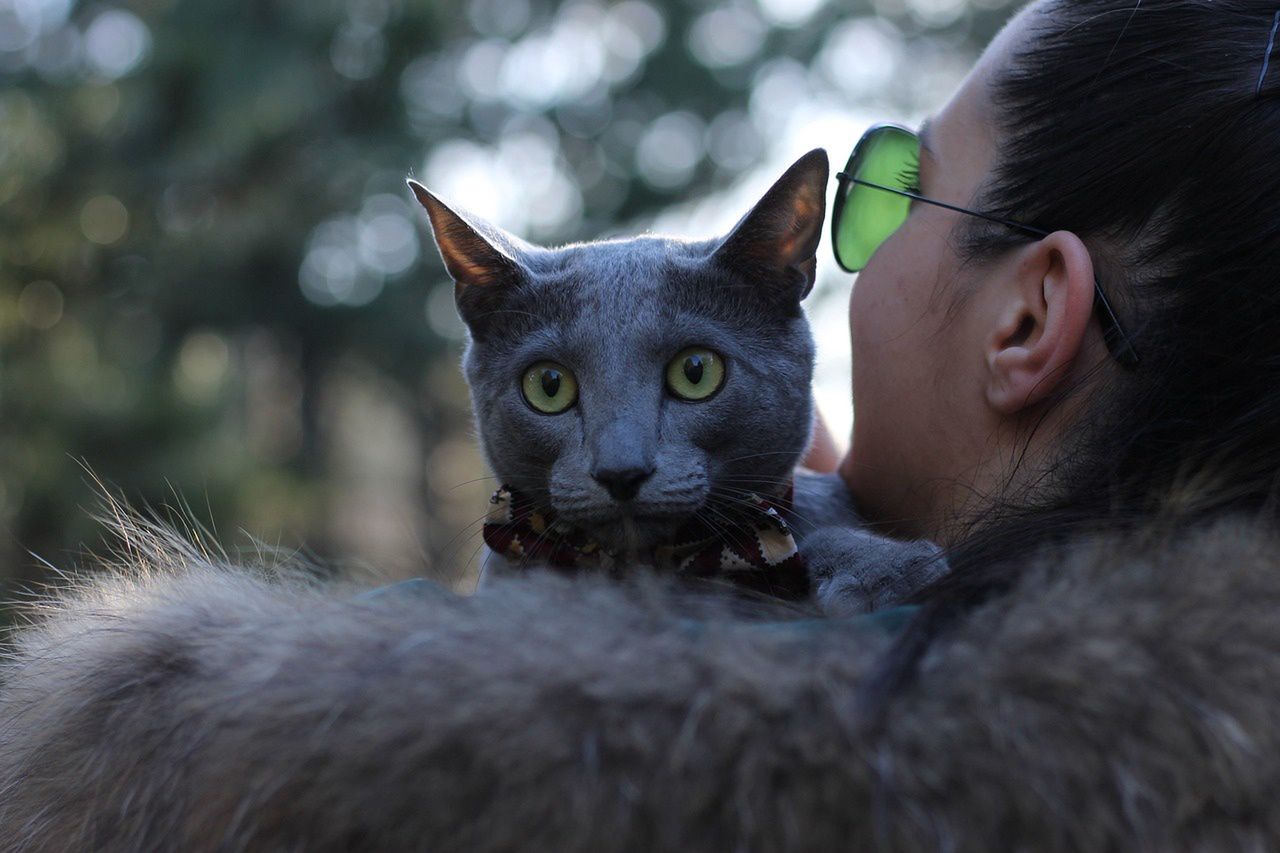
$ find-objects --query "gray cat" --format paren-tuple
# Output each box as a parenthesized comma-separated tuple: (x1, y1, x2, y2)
(409, 149, 945, 612)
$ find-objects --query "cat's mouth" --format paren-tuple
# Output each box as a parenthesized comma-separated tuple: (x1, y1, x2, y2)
(567, 510, 688, 556)
(547, 486, 714, 557)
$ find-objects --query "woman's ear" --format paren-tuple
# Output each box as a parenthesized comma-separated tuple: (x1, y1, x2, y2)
(984, 230, 1096, 415)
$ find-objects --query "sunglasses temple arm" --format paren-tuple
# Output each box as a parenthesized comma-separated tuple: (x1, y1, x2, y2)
(840, 176, 1141, 369)
(1092, 278, 1141, 370)
(840, 176, 1052, 239)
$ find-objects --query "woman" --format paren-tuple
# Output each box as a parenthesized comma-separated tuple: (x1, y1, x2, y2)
(832, 0, 1280, 703)
(5, 0, 1280, 848)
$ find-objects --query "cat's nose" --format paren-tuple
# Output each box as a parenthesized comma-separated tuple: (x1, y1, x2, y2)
(592, 465, 654, 502)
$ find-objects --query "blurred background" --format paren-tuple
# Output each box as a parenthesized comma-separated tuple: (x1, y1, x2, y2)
(0, 0, 1019, 602)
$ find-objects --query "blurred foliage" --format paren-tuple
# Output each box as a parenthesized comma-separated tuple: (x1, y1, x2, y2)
(0, 0, 1017, 600)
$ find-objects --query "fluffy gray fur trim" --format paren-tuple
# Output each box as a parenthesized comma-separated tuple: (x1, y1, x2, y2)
(2, 515, 1280, 851)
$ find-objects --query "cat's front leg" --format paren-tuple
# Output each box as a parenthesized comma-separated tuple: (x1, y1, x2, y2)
(802, 526, 949, 616)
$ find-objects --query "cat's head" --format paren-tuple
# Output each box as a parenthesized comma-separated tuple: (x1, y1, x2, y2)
(411, 149, 827, 558)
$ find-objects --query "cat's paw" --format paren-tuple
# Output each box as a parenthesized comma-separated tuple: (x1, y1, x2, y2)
(802, 526, 948, 617)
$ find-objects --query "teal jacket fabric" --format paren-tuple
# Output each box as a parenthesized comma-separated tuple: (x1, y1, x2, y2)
(360, 577, 921, 637)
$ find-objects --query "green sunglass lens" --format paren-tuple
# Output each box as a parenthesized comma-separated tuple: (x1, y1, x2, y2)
(835, 126, 920, 272)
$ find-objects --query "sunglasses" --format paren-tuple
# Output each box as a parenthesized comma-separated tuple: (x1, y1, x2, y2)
(832, 123, 1140, 370)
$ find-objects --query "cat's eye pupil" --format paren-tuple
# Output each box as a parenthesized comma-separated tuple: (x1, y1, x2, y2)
(541, 370, 561, 398)
(683, 356, 704, 385)
(522, 361, 577, 414)
(664, 347, 723, 402)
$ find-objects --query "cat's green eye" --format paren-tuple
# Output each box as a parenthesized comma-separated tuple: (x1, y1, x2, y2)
(665, 347, 725, 401)
(521, 361, 578, 414)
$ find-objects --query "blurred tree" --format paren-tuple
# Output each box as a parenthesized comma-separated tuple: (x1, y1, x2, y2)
(0, 0, 1017, 604)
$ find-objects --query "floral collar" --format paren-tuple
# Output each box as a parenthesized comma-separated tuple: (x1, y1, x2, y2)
(482, 484, 809, 600)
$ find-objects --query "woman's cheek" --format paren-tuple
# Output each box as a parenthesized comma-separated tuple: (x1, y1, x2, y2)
(847, 283, 885, 454)
(847, 272, 879, 373)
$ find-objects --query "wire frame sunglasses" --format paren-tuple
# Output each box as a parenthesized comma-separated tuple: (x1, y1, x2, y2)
(832, 123, 1140, 370)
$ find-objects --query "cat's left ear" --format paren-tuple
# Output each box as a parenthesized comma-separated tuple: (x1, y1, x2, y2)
(713, 148, 828, 304)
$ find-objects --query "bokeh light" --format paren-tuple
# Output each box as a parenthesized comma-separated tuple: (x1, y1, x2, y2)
(17, 279, 63, 329)
(174, 330, 231, 404)
(636, 111, 706, 189)
(687, 7, 766, 68)
(83, 9, 150, 79)
(80, 194, 129, 245)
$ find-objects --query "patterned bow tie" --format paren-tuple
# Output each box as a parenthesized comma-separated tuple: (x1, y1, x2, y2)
(481, 484, 809, 600)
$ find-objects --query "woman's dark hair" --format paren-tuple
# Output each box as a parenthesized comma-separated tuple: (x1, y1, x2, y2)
(864, 0, 1280, 715)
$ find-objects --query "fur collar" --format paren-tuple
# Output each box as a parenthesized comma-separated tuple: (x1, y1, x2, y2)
(2, 513, 1280, 849)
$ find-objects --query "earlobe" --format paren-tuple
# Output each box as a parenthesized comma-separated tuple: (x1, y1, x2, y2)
(984, 231, 1096, 415)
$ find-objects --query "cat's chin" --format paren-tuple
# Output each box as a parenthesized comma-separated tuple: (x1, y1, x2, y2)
(578, 514, 684, 557)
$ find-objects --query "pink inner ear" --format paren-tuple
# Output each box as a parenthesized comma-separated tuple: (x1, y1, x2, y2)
(430, 212, 515, 289)
(793, 194, 820, 216)
(450, 255, 506, 288)
(777, 197, 821, 260)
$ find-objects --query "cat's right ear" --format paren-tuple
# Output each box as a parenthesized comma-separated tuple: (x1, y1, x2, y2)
(408, 180, 523, 332)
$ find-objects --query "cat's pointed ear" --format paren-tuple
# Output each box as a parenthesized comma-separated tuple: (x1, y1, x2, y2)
(713, 148, 828, 303)
(408, 179, 524, 332)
